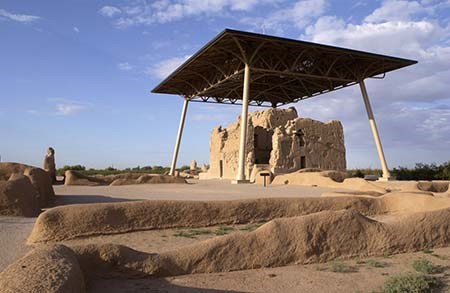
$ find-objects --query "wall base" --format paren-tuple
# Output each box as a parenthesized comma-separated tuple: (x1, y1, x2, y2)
(231, 179, 251, 184)
(377, 176, 396, 182)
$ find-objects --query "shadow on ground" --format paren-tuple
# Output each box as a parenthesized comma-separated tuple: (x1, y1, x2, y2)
(89, 277, 247, 293)
(53, 195, 141, 206)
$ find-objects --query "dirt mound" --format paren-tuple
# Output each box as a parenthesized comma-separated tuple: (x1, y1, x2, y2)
(417, 181, 449, 193)
(65, 171, 187, 186)
(0, 174, 40, 217)
(28, 197, 380, 243)
(373, 180, 450, 196)
(322, 191, 386, 197)
(29, 192, 450, 244)
(0, 162, 55, 206)
(380, 192, 450, 214)
(320, 170, 347, 182)
(272, 170, 387, 193)
(70, 208, 450, 278)
(0, 244, 85, 293)
(147, 175, 186, 184)
(23, 167, 54, 206)
(64, 170, 111, 186)
(108, 174, 186, 185)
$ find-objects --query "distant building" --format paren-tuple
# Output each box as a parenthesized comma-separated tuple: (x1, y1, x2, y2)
(201, 107, 346, 180)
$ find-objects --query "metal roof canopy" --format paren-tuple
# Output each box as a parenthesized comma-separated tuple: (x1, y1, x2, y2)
(152, 29, 417, 182)
(152, 28, 417, 107)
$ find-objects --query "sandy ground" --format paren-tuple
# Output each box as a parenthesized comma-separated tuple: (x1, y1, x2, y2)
(89, 248, 450, 293)
(0, 179, 346, 272)
(0, 216, 35, 271)
(57, 223, 450, 292)
(52, 178, 350, 204)
(2, 179, 450, 292)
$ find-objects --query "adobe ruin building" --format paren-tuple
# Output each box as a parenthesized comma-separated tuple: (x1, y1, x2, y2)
(202, 107, 346, 180)
(152, 29, 416, 182)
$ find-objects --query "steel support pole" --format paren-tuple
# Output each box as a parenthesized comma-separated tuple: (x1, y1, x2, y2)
(169, 98, 189, 176)
(233, 64, 250, 183)
(359, 80, 392, 180)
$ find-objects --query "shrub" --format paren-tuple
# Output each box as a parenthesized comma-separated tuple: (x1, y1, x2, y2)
(377, 273, 440, 293)
(348, 161, 450, 181)
(215, 226, 234, 235)
(57, 165, 86, 176)
(329, 261, 355, 273)
(173, 228, 211, 238)
(412, 258, 440, 274)
(179, 165, 190, 171)
(367, 259, 386, 268)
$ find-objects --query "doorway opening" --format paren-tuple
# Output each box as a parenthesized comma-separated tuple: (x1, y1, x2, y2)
(254, 127, 273, 164)
(296, 129, 305, 147)
(300, 156, 306, 169)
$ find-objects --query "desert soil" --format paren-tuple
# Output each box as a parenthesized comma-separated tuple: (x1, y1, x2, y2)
(0, 179, 348, 272)
(89, 248, 450, 293)
(1, 179, 450, 292)
(60, 224, 450, 292)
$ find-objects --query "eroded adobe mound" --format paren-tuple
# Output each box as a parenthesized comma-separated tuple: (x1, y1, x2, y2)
(3, 200, 450, 291)
(28, 197, 380, 243)
(64, 170, 186, 186)
(272, 170, 387, 194)
(0, 174, 40, 217)
(71, 207, 450, 278)
(0, 244, 85, 293)
(0, 162, 55, 207)
(28, 192, 450, 244)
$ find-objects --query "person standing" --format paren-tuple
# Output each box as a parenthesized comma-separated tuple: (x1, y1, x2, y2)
(43, 147, 56, 183)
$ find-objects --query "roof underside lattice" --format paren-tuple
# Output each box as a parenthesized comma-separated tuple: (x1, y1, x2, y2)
(152, 29, 417, 107)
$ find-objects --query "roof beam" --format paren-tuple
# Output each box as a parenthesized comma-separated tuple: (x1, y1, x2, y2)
(190, 69, 244, 98)
(251, 67, 353, 83)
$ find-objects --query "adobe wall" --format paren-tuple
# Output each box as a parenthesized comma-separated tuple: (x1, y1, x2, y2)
(270, 118, 346, 174)
(204, 107, 345, 180)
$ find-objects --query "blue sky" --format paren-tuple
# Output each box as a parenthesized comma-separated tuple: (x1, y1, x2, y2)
(1, 0, 449, 169)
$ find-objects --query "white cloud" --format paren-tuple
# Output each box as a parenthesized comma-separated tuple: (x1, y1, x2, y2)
(304, 18, 445, 58)
(28, 98, 88, 116)
(55, 103, 85, 116)
(73, 26, 80, 33)
(103, 0, 277, 28)
(147, 55, 191, 79)
(99, 5, 122, 17)
(0, 9, 41, 23)
(241, 0, 327, 33)
(365, 0, 424, 23)
(118, 62, 134, 71)
(296, 0, 450, 166)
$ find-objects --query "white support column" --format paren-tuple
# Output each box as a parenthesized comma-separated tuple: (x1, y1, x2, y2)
(359, 80, 392, 181)
(169, 98, 189, 176)
(232, 64, 251, 184)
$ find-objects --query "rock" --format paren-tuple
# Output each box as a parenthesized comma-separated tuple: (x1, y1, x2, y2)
(0, 244, 85, 293)
(64, 170, 110, 186)
(65, 171, 187, 186)
(24, 167, 55, 206)
(0, 174, 40, 217)
(148, 175, 187, 184)
(0, 162, 55, 208)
